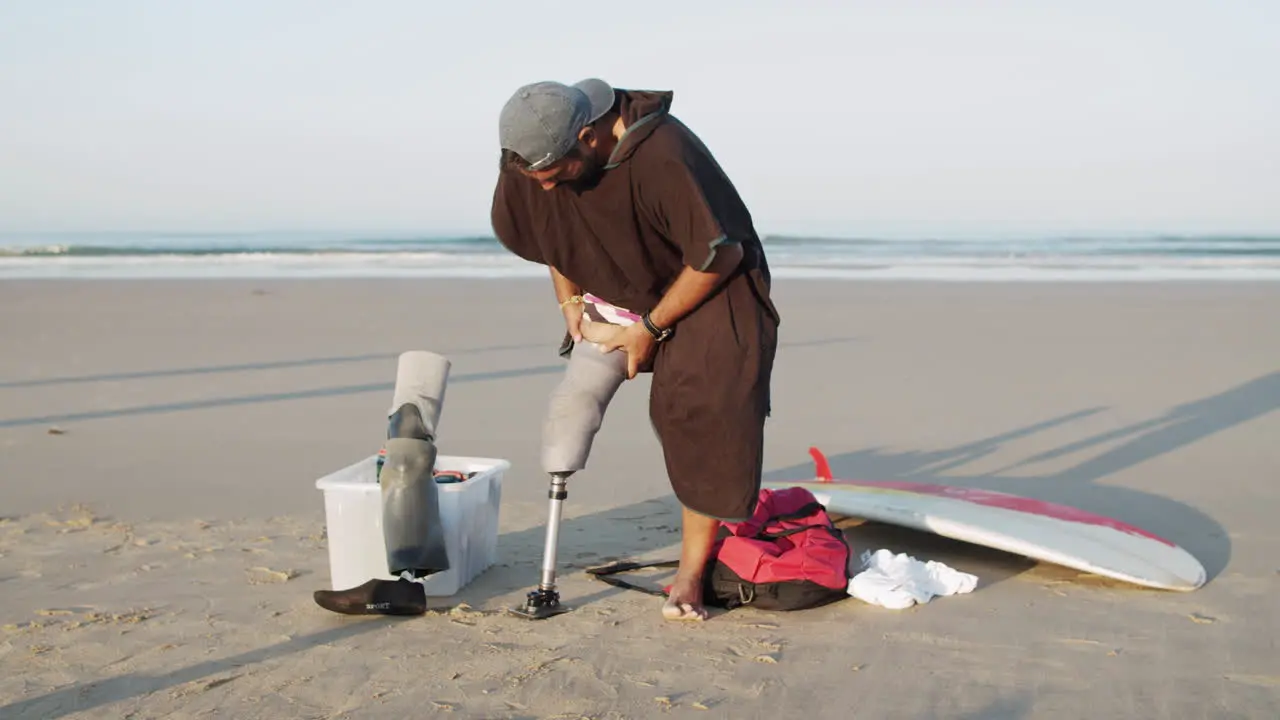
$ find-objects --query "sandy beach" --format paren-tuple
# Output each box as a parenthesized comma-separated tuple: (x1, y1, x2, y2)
(1, 277, 1277, 719)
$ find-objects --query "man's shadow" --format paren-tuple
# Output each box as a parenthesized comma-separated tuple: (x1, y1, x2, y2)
(763, 372, 1280, 589)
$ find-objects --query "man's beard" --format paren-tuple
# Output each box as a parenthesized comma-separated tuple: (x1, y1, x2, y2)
(564, 152, 605, 191)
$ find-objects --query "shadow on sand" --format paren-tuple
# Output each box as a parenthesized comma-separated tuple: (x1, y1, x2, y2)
(0, 495, 685, 720)
(9, 342, 1255, 719)
(765, 372, 1280, 590)
(0, 365, 566, 429)
(952, 691, 1036, 720)
(0, 337, 859, 430)
(0, 343, 546, 390)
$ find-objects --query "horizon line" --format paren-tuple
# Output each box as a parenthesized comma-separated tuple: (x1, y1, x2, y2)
(3, 228, 1280, 241)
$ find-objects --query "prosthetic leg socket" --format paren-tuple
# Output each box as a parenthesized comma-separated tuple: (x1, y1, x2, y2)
(541, 341, 627, 474)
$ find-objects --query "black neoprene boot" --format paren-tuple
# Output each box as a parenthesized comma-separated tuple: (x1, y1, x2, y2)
(313, 577, 427, 616)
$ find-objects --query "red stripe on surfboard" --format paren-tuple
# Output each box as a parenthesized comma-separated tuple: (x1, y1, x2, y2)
(802, 446, 1173, 547)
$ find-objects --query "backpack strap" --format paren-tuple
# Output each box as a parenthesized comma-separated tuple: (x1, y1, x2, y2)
(763, 501, 826, 524)
(751, 501, 842, 541)
(584, 559, 679, 597)
(755, 523, 834, 541)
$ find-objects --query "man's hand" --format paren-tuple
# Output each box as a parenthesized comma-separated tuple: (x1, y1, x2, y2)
(551, 265, 584, 343)
(600, 322, 657, 379)
(597, 242, 743, 378)
(562, 300, 584, 343)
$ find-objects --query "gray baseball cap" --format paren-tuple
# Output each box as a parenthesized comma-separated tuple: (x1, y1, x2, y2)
(499, 78, 616, 171)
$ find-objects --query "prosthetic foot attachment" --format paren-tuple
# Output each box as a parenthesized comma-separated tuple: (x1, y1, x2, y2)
(509, 587, 569, 620)
(509, 472, 573, 620)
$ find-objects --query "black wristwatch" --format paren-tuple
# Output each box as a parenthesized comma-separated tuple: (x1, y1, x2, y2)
(641, 312, 673, 342)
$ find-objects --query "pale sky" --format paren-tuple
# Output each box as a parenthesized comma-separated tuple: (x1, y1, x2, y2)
(1, 0, 1277, 238)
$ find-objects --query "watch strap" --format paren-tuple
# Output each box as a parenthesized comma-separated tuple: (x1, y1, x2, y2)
(641, 312, 671, 341)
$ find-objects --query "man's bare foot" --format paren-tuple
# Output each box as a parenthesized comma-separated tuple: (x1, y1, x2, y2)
(662, 571, 708, 621)
(662, 505, 719, 621)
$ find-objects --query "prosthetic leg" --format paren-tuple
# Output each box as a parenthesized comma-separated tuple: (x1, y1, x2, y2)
(510, 341, 627, 619)
(381, 350, 452, 579)
(314, 350, 451, 616)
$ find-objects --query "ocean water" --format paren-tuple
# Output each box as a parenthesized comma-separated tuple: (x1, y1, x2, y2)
(2, 232, 1280, 281)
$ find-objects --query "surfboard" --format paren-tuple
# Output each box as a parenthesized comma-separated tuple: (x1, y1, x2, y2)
(761, 447, 1207, 592)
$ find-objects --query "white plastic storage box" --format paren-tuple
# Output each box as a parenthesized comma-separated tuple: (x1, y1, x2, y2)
(314, 453, 507, 596)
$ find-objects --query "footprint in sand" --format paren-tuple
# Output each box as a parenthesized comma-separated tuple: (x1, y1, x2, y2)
(246, 566, 298, 584)
(1224, 674, 1280, 688)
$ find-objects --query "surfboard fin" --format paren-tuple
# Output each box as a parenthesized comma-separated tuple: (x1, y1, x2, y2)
(808, 446, 833, 482)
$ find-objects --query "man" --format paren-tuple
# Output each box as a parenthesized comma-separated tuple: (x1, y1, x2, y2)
(491, 78, 780, 620)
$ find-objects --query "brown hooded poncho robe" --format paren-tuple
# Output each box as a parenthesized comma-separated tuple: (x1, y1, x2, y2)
(490, 89, 780, 521)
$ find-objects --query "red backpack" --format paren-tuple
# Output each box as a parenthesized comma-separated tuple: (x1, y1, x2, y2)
(588, 486, 853, 611)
